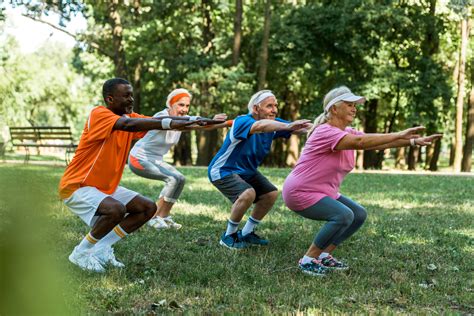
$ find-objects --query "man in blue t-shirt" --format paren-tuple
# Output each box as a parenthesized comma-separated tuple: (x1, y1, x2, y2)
(208, 90, 311, 249)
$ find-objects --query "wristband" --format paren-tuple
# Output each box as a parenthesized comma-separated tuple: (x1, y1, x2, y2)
(162, 118, 172, 130)
(410, 138, 416, 147)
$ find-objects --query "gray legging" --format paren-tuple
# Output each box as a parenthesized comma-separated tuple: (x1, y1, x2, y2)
(296, 195, 367, 249)
(128, 158, 185, 203)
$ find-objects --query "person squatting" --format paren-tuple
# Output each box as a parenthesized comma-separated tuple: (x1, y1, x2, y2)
(59, 79, 442, 275)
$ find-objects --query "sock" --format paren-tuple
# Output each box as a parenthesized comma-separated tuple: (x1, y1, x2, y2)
(76, 232, 98, 252)
(95, 225, 128, 249)
(302, 255, 315, 265)
(225, 219, 240, 236)
(241, 216, 261, 236)
(319, 252, 330, 259)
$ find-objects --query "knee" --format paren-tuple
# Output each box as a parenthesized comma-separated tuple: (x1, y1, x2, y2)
(168, 174, 185, 187)
(338, 210, 354, 227)
(262, 190, 278, 204)
(108, 202, 127, 223)
(175, 174, 186, 187)
(238, 188, 256, 204)
(143, 200, 157, 219)
(354, 206, 367, 224)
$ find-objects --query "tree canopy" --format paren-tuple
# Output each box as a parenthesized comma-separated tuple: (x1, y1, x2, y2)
(2, 0, 473, 171)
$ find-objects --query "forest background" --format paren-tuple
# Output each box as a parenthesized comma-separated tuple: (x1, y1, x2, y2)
(1, 0, 473, 172)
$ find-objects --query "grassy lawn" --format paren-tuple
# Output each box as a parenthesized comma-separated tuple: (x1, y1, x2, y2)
(0, 163, 472, 314)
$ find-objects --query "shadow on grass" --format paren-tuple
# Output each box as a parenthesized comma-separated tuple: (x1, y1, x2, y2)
(2, 164, 473, 313)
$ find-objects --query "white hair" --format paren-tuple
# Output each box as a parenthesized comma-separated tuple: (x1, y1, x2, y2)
(308, 86, 352, 136)
(166, 88, 192, 108)
(247, 90, 276, 114)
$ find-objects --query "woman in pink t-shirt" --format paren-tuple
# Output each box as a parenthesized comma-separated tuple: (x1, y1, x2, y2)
(282, 86, 442, 277)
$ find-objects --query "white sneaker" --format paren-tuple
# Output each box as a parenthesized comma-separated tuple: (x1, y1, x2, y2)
(68, 246, 105, 273)
(94, 246, 125, 268)
(148, 216, 169, 230)
(163, 216, 182, 230)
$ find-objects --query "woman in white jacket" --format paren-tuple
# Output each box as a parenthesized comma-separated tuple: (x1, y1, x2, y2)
(129, 88, 228, 230)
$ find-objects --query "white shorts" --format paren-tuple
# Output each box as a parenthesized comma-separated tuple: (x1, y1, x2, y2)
(63, 186, 139, 226)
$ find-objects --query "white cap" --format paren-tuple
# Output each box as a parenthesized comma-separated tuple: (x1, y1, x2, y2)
(324, 92, 365, 112)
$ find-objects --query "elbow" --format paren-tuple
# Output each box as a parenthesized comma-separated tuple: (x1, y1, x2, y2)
(250, 123, 264, 134)
(354, 137, 365, 150)
(121, 118, 139, 132)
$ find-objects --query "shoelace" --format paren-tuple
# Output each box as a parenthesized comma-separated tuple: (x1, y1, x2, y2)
(311, 258, 323, 265)
(323, 255, 341, 266)
(248, 231, 261, 238)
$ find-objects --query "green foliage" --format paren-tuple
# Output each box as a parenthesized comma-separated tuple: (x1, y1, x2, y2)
(1, 164, 472, 313)
(0, 35, 98, 135)
(5, 0, 470, 167)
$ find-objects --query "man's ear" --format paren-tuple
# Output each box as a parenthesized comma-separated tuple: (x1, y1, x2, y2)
(252, 104, 259, 114)
(107, 96, 113, 103)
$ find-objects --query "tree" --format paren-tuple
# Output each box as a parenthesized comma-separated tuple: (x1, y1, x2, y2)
(257, 0, 271, 90)
(0, 36, 96, 134)
(461, 77, 474, 171)
(450, 0, 472, 172)
(454, 16, 470, 171)
(232, 0, 243, 66)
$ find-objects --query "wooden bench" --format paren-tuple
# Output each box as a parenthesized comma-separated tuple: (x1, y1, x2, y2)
(9, 126, 78, 164)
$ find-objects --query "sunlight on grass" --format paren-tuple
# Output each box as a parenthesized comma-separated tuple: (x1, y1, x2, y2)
(1, 164, 473, 314)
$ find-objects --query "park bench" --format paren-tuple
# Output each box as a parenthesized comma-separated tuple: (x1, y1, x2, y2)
(9, 126, 78, 164)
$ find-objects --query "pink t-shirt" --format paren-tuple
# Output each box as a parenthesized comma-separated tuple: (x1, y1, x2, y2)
(282, 123, 362, 211)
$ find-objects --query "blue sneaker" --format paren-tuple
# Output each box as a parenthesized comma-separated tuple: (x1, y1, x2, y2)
(219, 232, 247, 249)
(240, 231, 269, 246)
(298, 258, 328, 277)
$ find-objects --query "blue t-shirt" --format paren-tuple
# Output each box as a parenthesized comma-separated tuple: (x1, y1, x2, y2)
(208, 114, 291, 181)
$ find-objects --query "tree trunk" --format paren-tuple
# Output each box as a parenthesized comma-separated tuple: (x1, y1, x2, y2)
(108, 0, 128, 78)
(356, 150, 364, 169)
(395, 147, 406, 169)
(173, 132, 193, 166)
(429, 138, 441, 171)
(407, 145, 419, 170)
(449, 139, 455, 166)
(232, 0, 243, 66)
(363, 99, 379, 169)
(257, 0, 271, 90)
(195, 0, 216, 166)
(196, 129, 219, 165)
(453, 18, 469, 172)
(424, 144, 434, 170)
(132, 59, 142, 113)
(461, 86, 474, 171)
(284, 91, 300, 167)
(420, 0, 439, 171)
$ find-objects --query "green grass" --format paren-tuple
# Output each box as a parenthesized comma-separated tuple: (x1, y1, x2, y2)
(0, 164, 473, 314)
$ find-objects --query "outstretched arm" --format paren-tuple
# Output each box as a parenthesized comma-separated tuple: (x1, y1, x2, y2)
(182, 113, 229, 131)
(365, 133, 443, 150)
(113, 117, 200, 132)
(291, 123, 313, 135)
(335, 126, 426, 150)
(249, 119, 311, 134)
